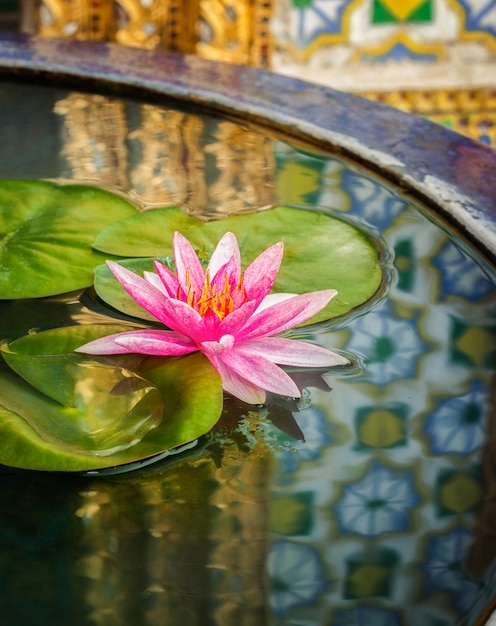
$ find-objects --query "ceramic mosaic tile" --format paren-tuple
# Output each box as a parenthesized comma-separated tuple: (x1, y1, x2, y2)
(273, 0, 496, 63)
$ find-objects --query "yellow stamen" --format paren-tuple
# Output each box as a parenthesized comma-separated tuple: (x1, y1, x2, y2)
(183, 269, 247, 321)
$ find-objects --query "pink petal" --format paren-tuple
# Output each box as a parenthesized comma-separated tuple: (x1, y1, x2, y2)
(76, 332, 143, 355)
(107, 261, 175, 324)
(243, 242, 284, 303)
(114, 330, 198, 356)
(152, 260, 181, 297)
(254, 292, 296, 314)
(218, 349, 301, 398)
(107, 261, 206, 338)
(237, 289, 337, 341)
(144, 270, 168, 295)
(209, 355, 266, 404)
(199, 308, 222, 339)
(210, 255, 240, 293)
(208, 232, 241, 283)
(217, 299, 258, 337)
(76, 330, 196, 356)
(234, 337, 349, 367)
(156, 298, 206, 339)
(200, 334, 235, 356)
(173, 231, 205, 292)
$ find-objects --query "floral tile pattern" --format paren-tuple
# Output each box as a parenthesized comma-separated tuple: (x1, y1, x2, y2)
(460, 0, 496, 38)
(332, 462, 421, 537)
(425, 379, 488, 455)
(268, 540, 329, 616)
(274, 0, 496, 63)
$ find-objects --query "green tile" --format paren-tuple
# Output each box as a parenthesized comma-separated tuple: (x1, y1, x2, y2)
(407, 0, 432, 23)
(372, 0, 398, 24)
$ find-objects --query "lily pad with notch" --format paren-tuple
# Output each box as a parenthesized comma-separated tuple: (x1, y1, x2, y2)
(0, 180, 138, 299)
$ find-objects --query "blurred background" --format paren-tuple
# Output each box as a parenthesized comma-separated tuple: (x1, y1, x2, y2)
(0, 0, 495, 146)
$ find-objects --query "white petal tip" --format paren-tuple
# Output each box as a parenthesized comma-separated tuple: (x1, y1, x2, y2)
(324, 353, 351, 367)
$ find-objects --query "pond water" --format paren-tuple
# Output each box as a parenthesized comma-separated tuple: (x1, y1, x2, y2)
(0, 82, 495, 626)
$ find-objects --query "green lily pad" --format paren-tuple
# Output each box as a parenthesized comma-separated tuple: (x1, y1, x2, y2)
(0, 325, 223, 472)
(0, 180, 138, 299)
(92, 205, 383, 323)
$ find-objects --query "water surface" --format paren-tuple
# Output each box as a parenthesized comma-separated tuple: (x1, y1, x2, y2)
(0, 82, 495, 626)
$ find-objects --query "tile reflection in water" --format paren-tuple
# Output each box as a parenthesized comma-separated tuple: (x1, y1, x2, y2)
(265, 178, 496, 625)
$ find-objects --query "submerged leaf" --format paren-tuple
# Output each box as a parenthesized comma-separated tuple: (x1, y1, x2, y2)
(0, 326, 223, 472)
(1, 324, 144, 405)
(92, 205, 383, 322)
(0, 180, 138, 299)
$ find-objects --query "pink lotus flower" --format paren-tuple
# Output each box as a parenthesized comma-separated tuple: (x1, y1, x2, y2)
(77, 232, 348, 404)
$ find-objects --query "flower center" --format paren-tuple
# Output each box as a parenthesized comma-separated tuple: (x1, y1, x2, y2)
(184, 270, 247, 320)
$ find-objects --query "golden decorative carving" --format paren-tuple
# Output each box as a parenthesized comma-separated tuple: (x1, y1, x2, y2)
(127, 107, 275, 217)
(114, 0, 169, 49)
(208, 450, 269, 626)
(197, 0, 272, 67)
(53, 95, 275, 217)
(197, 0, 253, 64)
(34, 0, 273, 67)
(71, 447, 269, 625)
(38, 0, 115, 41)
(252, 0, 273, 68)
(164, 0, 200, 54)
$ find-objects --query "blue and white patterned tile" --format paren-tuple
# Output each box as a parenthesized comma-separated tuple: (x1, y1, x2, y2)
(425, 379, 489, 455)
(272, 404, 336, 476)
(283, 0, 350, 51)
(332, 460, 421, 537)
(268, 540, 329, 617)
(420, 525, 490, 615)
(459, 0, 496, 38)
(432, 239, 495, 301)
(340, 169, 408, 233)
(343, 301, 428, 386)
